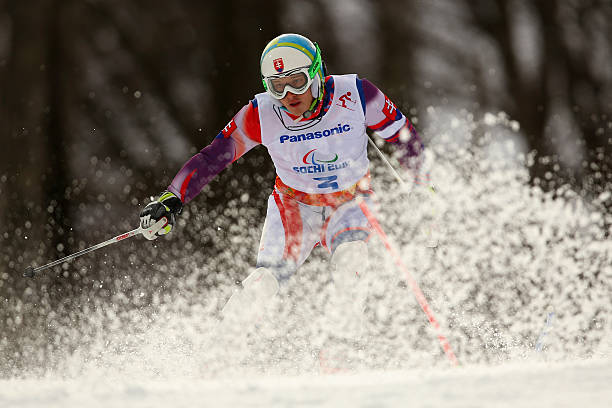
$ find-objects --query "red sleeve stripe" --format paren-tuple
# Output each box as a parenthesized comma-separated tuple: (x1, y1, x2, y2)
(179, 168, 198, 202)
(386, 132, 400, 143)
(369, 116, 392, 131)
(243, 100, 262, 143)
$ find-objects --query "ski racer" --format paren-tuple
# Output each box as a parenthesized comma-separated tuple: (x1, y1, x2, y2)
(139, 33, 423, 329)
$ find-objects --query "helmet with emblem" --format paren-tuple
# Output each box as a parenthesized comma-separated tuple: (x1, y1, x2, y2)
(260, 33, 325, 103)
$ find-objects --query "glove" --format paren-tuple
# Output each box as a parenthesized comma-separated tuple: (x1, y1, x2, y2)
(139, 191, 183, 240)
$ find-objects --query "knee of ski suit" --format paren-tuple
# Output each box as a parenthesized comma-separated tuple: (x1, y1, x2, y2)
(242, 267, 280, 302)
(331, 240, 368, 290)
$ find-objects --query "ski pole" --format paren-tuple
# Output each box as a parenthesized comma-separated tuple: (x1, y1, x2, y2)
(535, 312, 555, 352)
(358, 198, 459, 366)
(367, 136, 409, 188)
(368, 135, 439, 247)
(22, 219, 163, 278)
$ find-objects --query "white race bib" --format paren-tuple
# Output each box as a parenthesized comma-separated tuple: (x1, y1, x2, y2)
(256, 74, 369, 193)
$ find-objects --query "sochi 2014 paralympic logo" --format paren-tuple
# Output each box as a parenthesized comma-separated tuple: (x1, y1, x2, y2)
(293, 149, 349, 174)
(302, 149, 338, 165)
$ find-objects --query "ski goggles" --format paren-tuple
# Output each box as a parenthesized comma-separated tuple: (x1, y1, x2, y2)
(263, 67, 313, 99)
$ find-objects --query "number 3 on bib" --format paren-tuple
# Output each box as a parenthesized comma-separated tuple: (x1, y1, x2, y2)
(313, 175, 339, 190)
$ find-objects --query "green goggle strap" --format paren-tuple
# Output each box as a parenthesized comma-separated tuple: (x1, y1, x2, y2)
(308, 43, 322, 81)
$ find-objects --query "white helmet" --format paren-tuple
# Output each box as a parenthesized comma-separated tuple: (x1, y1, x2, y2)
(260, 33, 325, 101)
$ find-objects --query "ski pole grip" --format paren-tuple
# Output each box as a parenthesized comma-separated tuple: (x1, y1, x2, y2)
(23, 266, 35, 278)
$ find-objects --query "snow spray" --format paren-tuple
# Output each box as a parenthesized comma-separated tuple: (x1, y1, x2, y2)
(535, 312, 555, 352)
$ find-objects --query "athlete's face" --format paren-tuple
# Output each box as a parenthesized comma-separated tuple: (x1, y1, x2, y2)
(280, 89, 314, 116)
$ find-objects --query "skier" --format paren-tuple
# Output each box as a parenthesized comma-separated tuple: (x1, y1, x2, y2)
(139, 33, 423, 332)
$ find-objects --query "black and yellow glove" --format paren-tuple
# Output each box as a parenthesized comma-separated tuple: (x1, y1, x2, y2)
(139, 191, 183, 240)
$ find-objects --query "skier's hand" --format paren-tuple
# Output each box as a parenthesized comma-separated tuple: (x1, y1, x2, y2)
(139, 191, 183, 240)
(391, 123, 424, 172)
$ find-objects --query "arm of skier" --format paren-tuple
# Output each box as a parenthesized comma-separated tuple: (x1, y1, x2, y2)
(139, 100, 262, 238)
(358, 78, 424, 173)
(167, 99, 262, 203)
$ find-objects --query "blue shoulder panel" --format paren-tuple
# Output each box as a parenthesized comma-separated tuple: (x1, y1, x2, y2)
(356, 77, 366, 114)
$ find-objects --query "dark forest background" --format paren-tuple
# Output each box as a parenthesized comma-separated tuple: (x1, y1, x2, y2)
(0, 0, 610, 373)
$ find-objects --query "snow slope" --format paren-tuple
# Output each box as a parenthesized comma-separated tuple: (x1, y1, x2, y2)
(1, 359, 611, 408)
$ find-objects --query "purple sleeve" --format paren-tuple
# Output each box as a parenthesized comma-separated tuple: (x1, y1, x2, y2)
(358, 77, 424, 171)
(167, 136, 235, 203)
